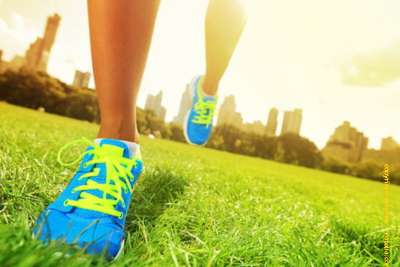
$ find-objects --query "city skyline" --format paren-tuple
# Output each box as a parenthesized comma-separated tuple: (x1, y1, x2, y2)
(0, 25, 396, 151)
(0, 0, 399, 149)
(161, 89, 398, 154)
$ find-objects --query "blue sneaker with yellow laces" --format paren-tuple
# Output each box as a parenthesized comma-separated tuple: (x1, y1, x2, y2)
(33, 138, 143, 260)
(183, 76, 217, 145)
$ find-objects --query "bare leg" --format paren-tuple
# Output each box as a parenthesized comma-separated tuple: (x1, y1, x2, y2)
(88, 0, 160, 142)
(203, 0, 247, 95)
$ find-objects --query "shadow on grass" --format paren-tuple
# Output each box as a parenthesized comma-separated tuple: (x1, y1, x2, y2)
(126, 166, 188, 233)
(329, 216, 391, 265)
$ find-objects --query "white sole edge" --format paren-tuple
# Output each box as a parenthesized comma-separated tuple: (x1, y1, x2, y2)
(112, 239, 125, 261)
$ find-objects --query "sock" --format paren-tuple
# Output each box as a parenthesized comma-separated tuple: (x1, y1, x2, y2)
(202, 89, 217, 98)
(95, 138, 141, 159)
(199, 76, 217, 97)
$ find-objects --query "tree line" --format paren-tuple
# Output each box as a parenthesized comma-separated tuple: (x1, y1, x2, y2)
(1, 69, 398, 184)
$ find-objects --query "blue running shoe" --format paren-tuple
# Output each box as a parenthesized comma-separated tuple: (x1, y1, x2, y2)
(183, 76, 217, 145)
(33, 138, 143, 260)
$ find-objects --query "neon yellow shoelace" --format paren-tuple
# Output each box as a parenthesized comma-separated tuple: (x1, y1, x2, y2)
(191, 86, 217, 126)
(57, 139, 139, 218)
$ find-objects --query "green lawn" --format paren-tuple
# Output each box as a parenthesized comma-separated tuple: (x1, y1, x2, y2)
(0, 102, 399, 266)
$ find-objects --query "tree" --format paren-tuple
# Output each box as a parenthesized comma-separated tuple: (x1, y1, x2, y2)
(0, 69, 99, 122)
(274, 134, 323, 168)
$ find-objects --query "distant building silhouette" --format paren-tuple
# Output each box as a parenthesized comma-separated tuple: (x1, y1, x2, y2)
(25, 14, 61, 72)
(217, 95, 243, 128)
(173, 84, 192, 125)
(42, 14, 60, 52)
(281, 109, 302, 135)
(322, 121, 368, 163)
(381, 137, 399, 151)
(8, 56, 25, 71)
(25, 38, 43, 69)
(73, 70, 91, 88)
(1, 54, 25, 72)
(243, 120, 265, 135)
(265, 107, 278, 136)
(145, 91, 167, 121)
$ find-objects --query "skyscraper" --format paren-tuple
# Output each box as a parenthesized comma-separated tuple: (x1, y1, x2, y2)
(73, 70, 91, 88)
(42, 14, 61, 52)
(144, 91, 167, 121)
(281, 109, 302, 135)
(322, 121, 368, 163)
(25, 38, 43, 70)
(217, 95, 243, 128)
(265, 107, 278, 136)
(25, 14, 61, 72)
(173, 84, 192, 125)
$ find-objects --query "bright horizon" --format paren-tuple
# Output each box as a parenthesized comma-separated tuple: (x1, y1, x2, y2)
(1, 0, 400, 149)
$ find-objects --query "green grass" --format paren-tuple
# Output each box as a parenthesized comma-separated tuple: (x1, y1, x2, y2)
(0, 102, 399, 266)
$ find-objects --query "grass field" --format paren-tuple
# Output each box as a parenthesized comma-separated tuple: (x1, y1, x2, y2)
(0, 102, 399, 266)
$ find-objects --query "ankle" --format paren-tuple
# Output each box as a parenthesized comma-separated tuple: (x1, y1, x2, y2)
(98, 117, 139, 143)
(202, 76, 219, 96)
(97, 130, 139, 143)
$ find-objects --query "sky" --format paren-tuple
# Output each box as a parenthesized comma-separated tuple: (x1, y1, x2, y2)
(0, 0, 399, 149)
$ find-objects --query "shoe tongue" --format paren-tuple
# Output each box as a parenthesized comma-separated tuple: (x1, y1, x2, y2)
(202, 95, 217, 102)
(73, 139, 131, 218)
(98, 139, 131, 159)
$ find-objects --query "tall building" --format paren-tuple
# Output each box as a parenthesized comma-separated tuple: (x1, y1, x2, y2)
(173, 84, 192, 125)
(381, 137, 399, 151)
(42, 14, 61, 52)
(281, 109, 302, 135)
(217, 95, 243, 128)
(322, 121, 368, 163)
(265, 108, 278, 136)
(145, 91, 167, 121)
(25, 38, 43, 69)
(25, 14, 61, 72)
(73, 70, 91, 88)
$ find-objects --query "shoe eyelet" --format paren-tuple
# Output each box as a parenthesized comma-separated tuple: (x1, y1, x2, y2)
(63, 200, 70, 206)
(118, 213, 123, 219)
(83, 163, 89, 168)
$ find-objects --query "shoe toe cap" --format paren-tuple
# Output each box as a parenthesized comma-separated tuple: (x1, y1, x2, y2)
(186, 123, 212, 145)
(33, 209, 124, 259)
